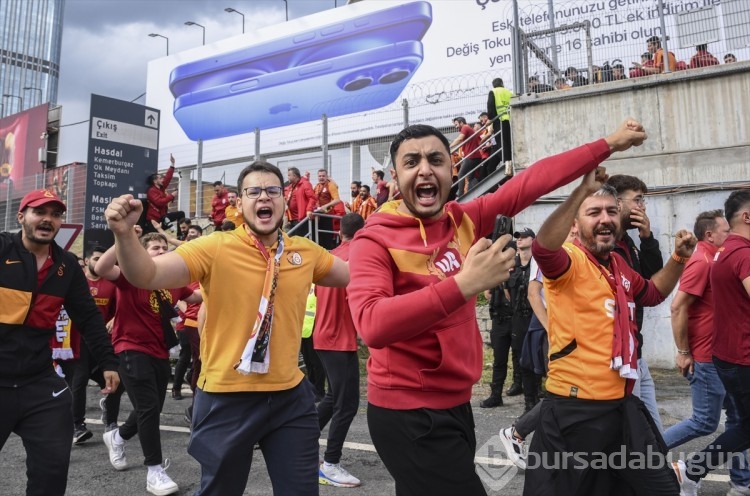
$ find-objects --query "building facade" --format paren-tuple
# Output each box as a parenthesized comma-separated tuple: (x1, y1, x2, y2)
(0, 0, 64, 117)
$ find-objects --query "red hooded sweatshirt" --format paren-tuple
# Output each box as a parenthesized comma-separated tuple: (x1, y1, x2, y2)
(347, 139, 611, 410)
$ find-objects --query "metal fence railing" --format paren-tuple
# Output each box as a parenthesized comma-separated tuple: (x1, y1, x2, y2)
(515, 0, 750, 93)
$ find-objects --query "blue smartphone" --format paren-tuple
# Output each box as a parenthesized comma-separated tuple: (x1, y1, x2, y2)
(169, 2, 432, 97)
(173, 41, 424, 140)
(168, 1, 432, 140)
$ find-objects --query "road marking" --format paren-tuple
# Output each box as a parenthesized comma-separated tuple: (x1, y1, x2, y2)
(86, 418, 731, 483)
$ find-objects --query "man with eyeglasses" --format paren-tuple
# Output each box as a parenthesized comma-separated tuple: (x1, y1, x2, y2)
(606, 174, 665, 433)
(103, 161, 348, 495)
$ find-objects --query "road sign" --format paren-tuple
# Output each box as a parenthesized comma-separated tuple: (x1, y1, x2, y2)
(84, 95, 160, 250)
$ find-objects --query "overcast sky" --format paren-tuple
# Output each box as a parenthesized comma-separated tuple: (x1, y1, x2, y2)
(57, 0, 339, 164)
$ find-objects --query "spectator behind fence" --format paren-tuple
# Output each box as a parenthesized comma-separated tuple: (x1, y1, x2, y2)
(724, 53, 737, 64)
(528, 76, 554, 94)
(554, 77, 570, 90)
(690, 44, 719, 69)
(612, 64, 627, 80)
(630, 52, 654, 78)
(566, 66, 589, 87)
(633, 36, 676, 74)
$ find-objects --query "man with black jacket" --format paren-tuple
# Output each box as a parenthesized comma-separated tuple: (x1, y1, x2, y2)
(607, 174, 665, 432)
(480, 279, 513, 408)
(0, 189, 120, 496)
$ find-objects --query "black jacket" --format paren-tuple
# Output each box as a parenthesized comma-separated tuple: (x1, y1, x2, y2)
(614, 231, 664, 358)
(0, 232, 118, 386)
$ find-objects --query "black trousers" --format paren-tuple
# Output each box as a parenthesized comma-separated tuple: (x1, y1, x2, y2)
(0, 373, 72, 496)
(173, 329, 192, 391)
(488, 316, 512, 394)
(523, 394, 678, 496)
(316, 350, 360, 464)
(117, 350, 171, 466)
(368, 402, 487, 496)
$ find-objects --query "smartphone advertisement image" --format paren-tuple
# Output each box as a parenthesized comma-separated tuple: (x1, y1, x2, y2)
(146, 0, 747, 153)
(159, 1, 432, 141)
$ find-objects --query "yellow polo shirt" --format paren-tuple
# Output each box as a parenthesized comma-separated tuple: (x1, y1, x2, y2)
(175, 229, 334, 392)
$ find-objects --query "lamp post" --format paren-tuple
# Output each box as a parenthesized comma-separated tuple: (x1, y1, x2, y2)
(23, 87, 43, 107)
(282, 0, 288, 21)
(148, 33, 169, 55)
(184, 21, 206, 45)
(224, 7, 245, 34)
(2, 94, 23, 113)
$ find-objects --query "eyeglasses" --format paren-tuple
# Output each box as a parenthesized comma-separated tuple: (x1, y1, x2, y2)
(243, 186, 283, 199)
(618, 196, 647, 207)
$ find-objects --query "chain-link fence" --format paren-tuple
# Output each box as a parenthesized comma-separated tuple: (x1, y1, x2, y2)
(516, 0, 749, 92)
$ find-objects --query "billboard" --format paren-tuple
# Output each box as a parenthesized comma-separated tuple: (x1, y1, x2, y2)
(84, 95, 159, 250)
(0, 104, 49, 191)
(146, 0, 748, 154)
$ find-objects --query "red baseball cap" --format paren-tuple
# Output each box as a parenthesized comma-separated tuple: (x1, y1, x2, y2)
(18, 189, 67, 213)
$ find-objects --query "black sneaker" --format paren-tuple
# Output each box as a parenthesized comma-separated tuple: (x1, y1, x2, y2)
(479, 395, 504, 408)
(73, 425, 93, 445)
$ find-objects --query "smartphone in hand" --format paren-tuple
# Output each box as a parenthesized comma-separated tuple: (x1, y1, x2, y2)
(491, 214, 517, 252)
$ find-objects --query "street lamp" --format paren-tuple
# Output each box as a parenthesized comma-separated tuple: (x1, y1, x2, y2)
(2, 94, 23, 113)
(184, 21, 206, 45)
(224, 7, 245, 34)
(148, 33, 169, 55)
(282, 0, 288, 21)
(23, 86, 43, 106)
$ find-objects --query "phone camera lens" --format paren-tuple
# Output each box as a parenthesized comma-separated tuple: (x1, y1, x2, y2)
(379, 69, 410, 85)
(343, 76, 373, 92)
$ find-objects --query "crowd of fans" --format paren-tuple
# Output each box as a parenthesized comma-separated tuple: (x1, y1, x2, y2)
(528, 36, 738, 94)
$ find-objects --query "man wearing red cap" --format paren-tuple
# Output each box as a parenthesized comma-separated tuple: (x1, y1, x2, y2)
(0, 189, 120, 496)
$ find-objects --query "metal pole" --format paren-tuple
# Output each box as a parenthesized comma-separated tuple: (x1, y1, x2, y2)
(657, 0, 671, 73)
(402, 98, 409, 128)
(321, 115, 329, 172)
(585, 21, 594, 83)
(3, 179, 12, 231)
(546, 0, 558, 72)
(512, 0, 522, 94)
(196, 140, 203, 219)
(254, 128, 261, 162)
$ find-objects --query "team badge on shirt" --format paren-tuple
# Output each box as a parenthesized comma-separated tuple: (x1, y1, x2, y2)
(287, 252, 302, 265)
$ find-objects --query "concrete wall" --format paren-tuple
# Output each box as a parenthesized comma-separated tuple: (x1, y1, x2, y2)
(506, 63, 750, 367)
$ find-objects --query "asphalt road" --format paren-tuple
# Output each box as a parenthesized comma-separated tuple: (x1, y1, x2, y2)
(0, 367, 739, 495)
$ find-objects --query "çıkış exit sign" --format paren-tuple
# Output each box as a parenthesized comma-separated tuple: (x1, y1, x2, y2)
(84, 94, 160, 251)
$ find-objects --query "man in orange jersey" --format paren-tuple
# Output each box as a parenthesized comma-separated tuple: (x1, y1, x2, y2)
(524, 170, 695, 495)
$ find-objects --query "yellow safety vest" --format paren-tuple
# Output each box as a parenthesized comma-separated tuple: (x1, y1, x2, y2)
(302, 286, 316, 338)
(492, 86, 513, 121)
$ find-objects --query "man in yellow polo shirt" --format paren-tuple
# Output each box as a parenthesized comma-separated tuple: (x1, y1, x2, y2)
(103, 161, 349, 496)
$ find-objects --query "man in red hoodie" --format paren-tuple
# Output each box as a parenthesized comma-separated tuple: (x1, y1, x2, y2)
(284, 167, 316, 238)
(209, 181, 229, 229)
(146, 154, 184, 232)
(347, 119, 647, 495)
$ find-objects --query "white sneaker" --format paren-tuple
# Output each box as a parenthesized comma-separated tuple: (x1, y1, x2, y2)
(103, 429, 127, 471)
(319, 462, 361, 488)
(147, 460, 179, 496)
(499, 427, 527, 470)
(728, 481, 750, 496)
(672, 460, 700, 496)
